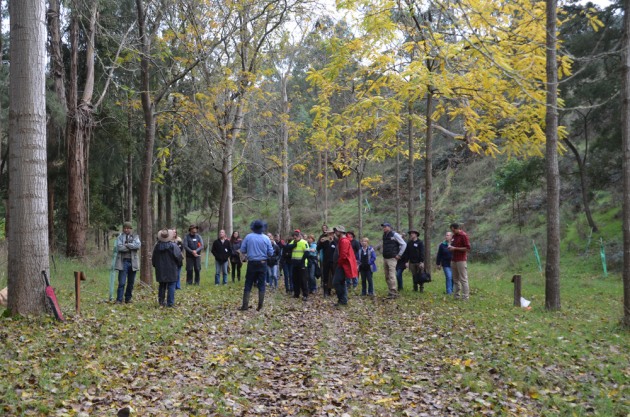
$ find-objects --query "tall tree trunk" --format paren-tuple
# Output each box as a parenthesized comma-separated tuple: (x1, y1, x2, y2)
(324, 150, 328, 224)
(620, 0, 630, 328)
(358, 171, 363, 238)
(126, 152, 133, 222)
(424, 91, 434, 275)
(45, 0, 66, 250)
(137, 0, 155, 284)
(545, 0, 561, 311)
(564, 136, 598, 233)
(66, 2, 97, 257)
(407, 101, 415, 231)
(7, 0, 50, 315)
(166, 171, 173, 227)
(395, 135, 401, 231)
(279, 74, 291, 236)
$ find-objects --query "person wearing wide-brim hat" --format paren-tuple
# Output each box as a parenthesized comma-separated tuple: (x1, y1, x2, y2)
(238, 220, 274, 311)
(316, 227, 336, 297)
(183, 224, 204, 285)
(153, 229, 183, 307)
(404, 229, 426, 292)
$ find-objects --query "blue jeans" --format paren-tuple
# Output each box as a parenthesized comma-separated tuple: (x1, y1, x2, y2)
(333, 268, 348, 305)
(267, 264, 278, 288)
(396, 268, 405, 291)
(443, 266, 453, 294)
(282, 262, 293, 292)
(117, 259, 136, 303)
(176, 266, 182, 289)
(158, 282, 176, 306)
(346, 277, 358, 289)
(244, 261, 267, 294)
(215, 260, 228, 284)
(308, 262, 317, 293)
(360, 268, 374, 295)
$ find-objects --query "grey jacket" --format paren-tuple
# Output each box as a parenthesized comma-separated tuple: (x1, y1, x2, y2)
(115, 232, 141, 271)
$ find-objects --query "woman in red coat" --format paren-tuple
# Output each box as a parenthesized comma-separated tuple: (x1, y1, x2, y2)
(332, 225, 358, 306)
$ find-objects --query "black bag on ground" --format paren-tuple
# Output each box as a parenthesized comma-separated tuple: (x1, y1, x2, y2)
(419, 271, 431, 283)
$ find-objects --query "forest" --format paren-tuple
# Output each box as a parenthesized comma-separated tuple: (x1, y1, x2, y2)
(0, 0, 629, 415)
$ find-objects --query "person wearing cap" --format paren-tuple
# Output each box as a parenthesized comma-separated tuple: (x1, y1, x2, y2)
(448, 223, 471, 300)
(381, 222, 407, 299)
(238, 220, 274, 311)
(404, 229, 426, 292)
(316, 227, 337, 296)
(211, 229, 232, 285)
(115, 221, 141, 304)
(183, 225, 204, 285)
(285, 230, 310, 300)
(153, 229, 183, 307)
(332, 225, 358, 306)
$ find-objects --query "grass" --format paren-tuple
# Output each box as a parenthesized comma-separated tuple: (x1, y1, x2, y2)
(0, 251, 628, 416)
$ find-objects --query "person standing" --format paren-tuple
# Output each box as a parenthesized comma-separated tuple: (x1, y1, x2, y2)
(211, 229, 232, 285)
(286, 230, 310, 300)
(449, 223, 471, 300)
(153, 229, 183, 307)
(238, 220, 274, 311)
(346, 231, 360, 289)
(279, 234, 293, 293)
(358, 237, 377, 296)
(381, 222, 407, 299)
(229, 231, 243, 283)
(183, 225, 204, 285)
(266, 233, 281, 289)
(115, 222, 141, 304)
(405, 230, 425, 292)
(332, 226, 358, 306)
(436, 231, 454, 294)
(317, 228, 336, 296)
(306, 234, 319, 294)
(172, 229, 184, 290)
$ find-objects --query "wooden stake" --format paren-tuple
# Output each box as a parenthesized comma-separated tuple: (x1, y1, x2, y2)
(512, 274, 522, 307)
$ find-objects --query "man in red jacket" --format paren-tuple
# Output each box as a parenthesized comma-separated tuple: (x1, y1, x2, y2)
(449, 223, 471, 300)
(332, 225, 358, 306)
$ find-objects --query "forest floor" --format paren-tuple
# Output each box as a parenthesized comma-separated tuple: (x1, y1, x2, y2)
(0, 262, 629, 416)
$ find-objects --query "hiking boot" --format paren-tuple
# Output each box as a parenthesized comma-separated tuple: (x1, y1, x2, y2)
(257, 292, 265, 311)
(238, 291, 251, 311)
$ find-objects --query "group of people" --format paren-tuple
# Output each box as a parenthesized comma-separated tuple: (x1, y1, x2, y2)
(113, 219, 471, 309)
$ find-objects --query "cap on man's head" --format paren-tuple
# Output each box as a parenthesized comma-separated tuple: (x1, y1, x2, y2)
(293, 229, 301, 235)
(250, 219, 265, 233)
(188, 224, 198, 231)
(123, 221, 133, 229)
(333, 225, 346, 233)
(381, 222, 392, 228)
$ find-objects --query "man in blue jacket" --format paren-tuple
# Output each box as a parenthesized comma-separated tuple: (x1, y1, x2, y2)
(238, 220, 274, 311)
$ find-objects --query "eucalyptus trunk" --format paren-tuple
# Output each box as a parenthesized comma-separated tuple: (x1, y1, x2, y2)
(407, 101, 415, 232)
(279, 74, 291, 236)
(423, 91, 434, 275)
(7, 0, 50, 315)
(66, 2, 98, 257)
(620, 0, 630, 328)
(137, 0, 155, 284)
(544, 0, 561, 311)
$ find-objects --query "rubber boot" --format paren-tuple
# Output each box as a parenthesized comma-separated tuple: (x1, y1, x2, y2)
(257, 291, 265, 311)
(238, 291, 251, 311)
